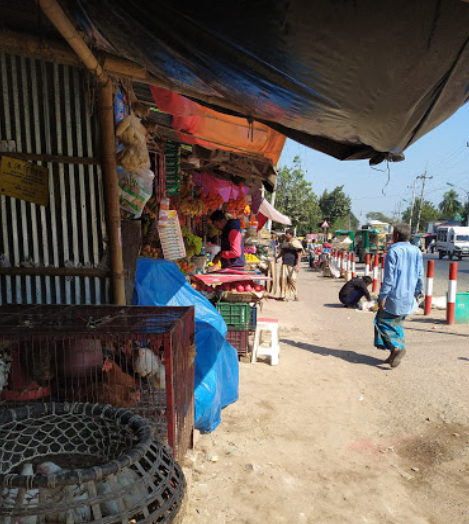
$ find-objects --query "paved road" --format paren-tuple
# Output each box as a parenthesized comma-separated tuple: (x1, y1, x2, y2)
(423, 253, 469, 296)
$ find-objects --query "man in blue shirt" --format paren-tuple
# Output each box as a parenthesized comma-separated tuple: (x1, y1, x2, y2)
(375, 223, 424, 368)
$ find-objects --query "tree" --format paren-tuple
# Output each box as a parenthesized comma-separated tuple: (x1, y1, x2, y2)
(332, 213, 359, 231)
(402, 198, 439, 233)
(319, 186, 352, 227)
(462, 201, 469, 226)
(273, 156, 321, 235)
(438, 190, 463, 219)
(366, 212, 392, 224)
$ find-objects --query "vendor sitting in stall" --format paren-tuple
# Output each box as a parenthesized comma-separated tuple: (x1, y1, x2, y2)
(339, 276, 373, 308)
(210, 210, 246, 269)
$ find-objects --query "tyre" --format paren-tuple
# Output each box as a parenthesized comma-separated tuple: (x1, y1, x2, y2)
(439, 252, 444, 260)
(449, 252, 453, 260)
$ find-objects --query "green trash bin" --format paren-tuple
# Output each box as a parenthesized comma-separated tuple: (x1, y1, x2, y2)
(454, 292, 469, 324)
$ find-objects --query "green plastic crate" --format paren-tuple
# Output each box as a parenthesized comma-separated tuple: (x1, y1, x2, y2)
(216, 302, 250, 328)
(454, 292, 469, 324)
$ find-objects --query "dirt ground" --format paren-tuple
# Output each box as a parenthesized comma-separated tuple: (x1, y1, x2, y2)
(183, 264, 469, 524)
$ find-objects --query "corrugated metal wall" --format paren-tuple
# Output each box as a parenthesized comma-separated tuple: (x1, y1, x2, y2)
(0, 53, 111, 305)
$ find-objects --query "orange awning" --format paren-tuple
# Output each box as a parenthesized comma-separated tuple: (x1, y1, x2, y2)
(151, 87, 285, 165)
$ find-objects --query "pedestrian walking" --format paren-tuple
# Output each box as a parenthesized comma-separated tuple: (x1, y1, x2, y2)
(276, 229, 303, 301)
(374, 223, 424, 368)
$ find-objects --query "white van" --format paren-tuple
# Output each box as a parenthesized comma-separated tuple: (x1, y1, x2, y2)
(437, 226, 469, 260)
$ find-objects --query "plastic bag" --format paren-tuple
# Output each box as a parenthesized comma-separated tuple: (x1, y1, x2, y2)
(117, 168, 154, 218)
(132, 258, 239, 432)
(359, 299, 378, 312)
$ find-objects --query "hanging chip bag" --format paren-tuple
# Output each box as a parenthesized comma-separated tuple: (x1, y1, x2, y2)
(117, 168, 154, 218)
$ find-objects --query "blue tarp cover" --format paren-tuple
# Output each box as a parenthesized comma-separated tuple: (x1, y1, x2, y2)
(133, 258, 239, 432)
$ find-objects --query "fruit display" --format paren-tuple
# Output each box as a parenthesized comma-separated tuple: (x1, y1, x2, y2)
(177, 259, 196, 274)
(180, 195, 205, 216)
(215, 281, 265, 293)
(141, 244, 160, 259)
(181, 226, 203, 258)
(245, 254, 260, 263)
(226, 189, 248, 215)
(203, 190, 224, 211)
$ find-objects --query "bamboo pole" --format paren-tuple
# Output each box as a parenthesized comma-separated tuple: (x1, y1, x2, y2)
(98, 80, 126, 305)
(36, 0, 107, 85)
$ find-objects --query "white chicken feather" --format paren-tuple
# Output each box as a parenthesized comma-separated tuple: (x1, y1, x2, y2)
(134, 348, 165, 389)
(0, 349, 12, 395)
(97, 467, 144, 516)
(36, 461, 90, 523)
(2, 463, 38, 524)
(97, 467, 143, 516)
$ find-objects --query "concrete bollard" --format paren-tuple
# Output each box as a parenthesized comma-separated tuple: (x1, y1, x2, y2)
(364, 254, 371, 277)
(380, 254, 386, 288)
(352, 253, 356, 278)
(372, 255, 380, 293)
(447, 262, 458, 325)
(424, 260, 434, 316)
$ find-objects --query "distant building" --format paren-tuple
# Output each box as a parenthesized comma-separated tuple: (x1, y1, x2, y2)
(426, 220, 462, 234)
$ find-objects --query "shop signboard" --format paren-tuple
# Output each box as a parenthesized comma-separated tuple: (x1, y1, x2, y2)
(0, 156, 49, 206)
(158, 209, 186, 260)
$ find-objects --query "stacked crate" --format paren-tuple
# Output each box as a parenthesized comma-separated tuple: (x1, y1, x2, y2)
(216, 303, 250, 356)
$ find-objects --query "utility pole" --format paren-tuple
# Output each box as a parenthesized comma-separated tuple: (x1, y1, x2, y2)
(398, 200, 402, 221)
(409, 179, 417, 231)
(414, 172, 433, 234)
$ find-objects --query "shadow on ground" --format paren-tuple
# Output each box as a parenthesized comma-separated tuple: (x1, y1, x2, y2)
(280, 338, 389, 369)
(409, 317, 446, 325)
(323, 303, 346, 309)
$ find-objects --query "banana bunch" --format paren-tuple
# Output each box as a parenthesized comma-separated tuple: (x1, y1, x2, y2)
(180, 197, 205, 216)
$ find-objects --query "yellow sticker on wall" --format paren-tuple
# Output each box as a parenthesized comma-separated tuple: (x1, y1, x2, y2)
(0, 156, 49, 206)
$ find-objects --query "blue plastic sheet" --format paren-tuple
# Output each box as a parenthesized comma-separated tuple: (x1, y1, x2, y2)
(132, 258, 239, 432)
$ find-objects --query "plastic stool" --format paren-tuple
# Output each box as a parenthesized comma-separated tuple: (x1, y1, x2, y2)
(252, 318, 279, 365)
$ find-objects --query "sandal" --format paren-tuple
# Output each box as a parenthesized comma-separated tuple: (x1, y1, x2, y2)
(390, 348, 406, 368)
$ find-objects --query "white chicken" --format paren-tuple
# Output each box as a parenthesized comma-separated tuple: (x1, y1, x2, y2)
(97, 467, 144, 516)
(35, 462, 90, 523)
(0, 348, 12, 395)
(134, 348, 166, 389)
(2, 463, 38, 524)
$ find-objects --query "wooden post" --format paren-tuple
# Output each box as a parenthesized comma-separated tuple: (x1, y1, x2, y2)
(98, 80, 126, 305)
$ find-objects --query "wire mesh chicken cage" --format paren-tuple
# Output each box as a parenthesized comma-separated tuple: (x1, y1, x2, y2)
(0, 305, 195, 462)
(0, 402, 186, 523)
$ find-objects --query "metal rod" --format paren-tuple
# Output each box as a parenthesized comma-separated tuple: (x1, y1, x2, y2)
(0, 267, 113, 277)
(0, 152, 99, 165)
(98, 80, 126, 305)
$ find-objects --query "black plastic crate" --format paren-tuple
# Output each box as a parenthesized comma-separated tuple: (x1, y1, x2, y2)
(249, 305, 258, 331)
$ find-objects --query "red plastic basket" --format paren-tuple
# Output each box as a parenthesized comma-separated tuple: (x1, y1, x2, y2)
(226, 329, 249, 355)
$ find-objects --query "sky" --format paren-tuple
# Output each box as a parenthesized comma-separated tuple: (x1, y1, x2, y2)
(279, 102, 469, 224)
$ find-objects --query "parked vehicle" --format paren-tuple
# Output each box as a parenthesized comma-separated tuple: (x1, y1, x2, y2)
(437, 226, 469, 260)
(354, 228, 385, 262)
